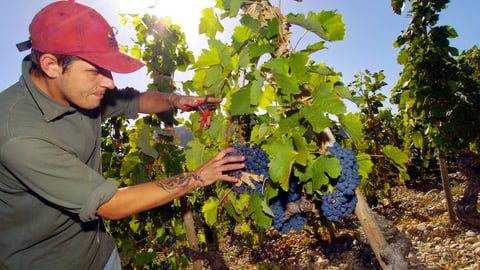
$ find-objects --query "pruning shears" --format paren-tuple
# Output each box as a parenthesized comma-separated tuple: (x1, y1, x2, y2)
(181, 96, 216, 132)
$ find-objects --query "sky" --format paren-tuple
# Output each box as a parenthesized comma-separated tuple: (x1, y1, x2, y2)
(1, 0, 479, 111)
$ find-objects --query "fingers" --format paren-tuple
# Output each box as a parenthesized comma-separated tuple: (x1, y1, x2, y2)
(195, 148, 245, 186)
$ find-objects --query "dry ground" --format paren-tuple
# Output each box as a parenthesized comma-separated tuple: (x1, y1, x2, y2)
(219, 175, 480, 270)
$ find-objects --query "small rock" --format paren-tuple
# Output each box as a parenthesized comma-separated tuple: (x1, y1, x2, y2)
(466, 230, 477, 237)
(471, 241, 480, 249)
(416, 223, 427, 231)
(465, 237, 478, 244)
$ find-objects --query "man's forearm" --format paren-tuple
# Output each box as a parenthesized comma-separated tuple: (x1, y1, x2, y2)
(97, 172, 203, 220)
(138, 91, 173, 114)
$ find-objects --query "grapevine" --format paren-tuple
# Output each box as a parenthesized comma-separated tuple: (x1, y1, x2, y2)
(228, 143, 308, 233)
(321, 142, 361, 222)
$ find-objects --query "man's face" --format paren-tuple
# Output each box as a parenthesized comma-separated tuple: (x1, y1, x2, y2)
(57, 59, 115, 110)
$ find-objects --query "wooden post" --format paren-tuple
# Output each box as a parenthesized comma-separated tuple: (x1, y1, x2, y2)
(354, 188, 388, 269)
(438, 156, 456, 223)
(181, 196, 203, 270)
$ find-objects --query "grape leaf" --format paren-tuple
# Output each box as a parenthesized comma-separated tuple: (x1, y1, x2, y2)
(249, 193, 272, 229)
(235, 193, 250, 212)
(259, 84, 276, 110)
(265, 136, 297, 191)
(382, 145, 409, 171)
(202, 196, 219, 226)
(263, 57, 300, 95)
(194, 48, 221, 68)
(356, 153, 373, 180)
(199, 8, 224, 39)
(120, 152, 141, 177)
(185, 138, 209, 171)
(137, 126, 158, 158)
(312, 85, 347, 114)
(292, 134, 316, 166)
(391, 0, 406, 15)
(300, 106, 331, 133)
(222, 0, 243, 17)
(338, 113, 363, 146)
(129, 218, 140, 233)
(230, 88, 251, 115)
(286, 11, 345, 41)
(307, 155, 340, 193)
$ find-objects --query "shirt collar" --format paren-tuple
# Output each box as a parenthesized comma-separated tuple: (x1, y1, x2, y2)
(21, 56, 77, 122)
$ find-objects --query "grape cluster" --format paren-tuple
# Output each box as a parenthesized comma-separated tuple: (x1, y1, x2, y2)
(321, 142, 361, 222)
(228, 143, 270, 197)
(227, 143, 307, 233)
(271, 181, 307, 234)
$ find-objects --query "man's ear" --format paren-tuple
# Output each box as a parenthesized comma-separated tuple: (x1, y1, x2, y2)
(38, 53, 61, 78)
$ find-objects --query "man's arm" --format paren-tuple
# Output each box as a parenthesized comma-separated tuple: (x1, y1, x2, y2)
(137, 92, 222, 114)
(96, 147, 244, 220)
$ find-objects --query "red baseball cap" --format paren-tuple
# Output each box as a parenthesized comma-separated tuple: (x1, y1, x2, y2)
(18, 0, 144, 73)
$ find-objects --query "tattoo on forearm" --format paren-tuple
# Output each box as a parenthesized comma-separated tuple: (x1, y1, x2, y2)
(156, 173, 205, 192)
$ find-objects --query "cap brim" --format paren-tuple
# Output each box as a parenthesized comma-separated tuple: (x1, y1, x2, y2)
(78, 50, 144, 74)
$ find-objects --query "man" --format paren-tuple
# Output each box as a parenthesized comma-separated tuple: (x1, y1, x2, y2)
(0, 1, 245, 269)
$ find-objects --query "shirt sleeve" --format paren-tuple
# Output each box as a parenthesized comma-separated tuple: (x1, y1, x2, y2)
(0, 136, 118, 222)
(101, 87, 140, 119)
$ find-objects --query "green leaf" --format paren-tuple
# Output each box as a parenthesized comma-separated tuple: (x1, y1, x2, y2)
(222, 0, 243, 17)
(249, 193, 272, 229)
(338, 114, 363, 145)
(202, 196, 219, 226)
(131, 163, 148, 184)
(310, 155, 340, 192)
(185, 138, 209, 171)
(275, 112, 303, 136)
(136, 250, 155, 266)
(247, 69, 264, 107)
(137, 126, 158, 158)
(263, 57, 300, 95)
(292, 134, 317, 166)
(356, 153, 373, 180)
(412, 131, 424, 149)
(199, 8, 224, 38)
(223, 202, 242, 222)
(129, 218, 140, 233)
(265, 137, 297, 191)
(259, 84, 276, 110)
(232, 24, 256, 45)
(194, 49, 221, 68)
(235, 193, 250, 212)
(230, 88, 251, 115)
(300, 109, 328, 132)
(204, 65, 226, 89)
(249, 43, 275, 59)
(289, 52, 310, 82)
(382, 145, 409, 171)
(120, 152, 141, 177)
(301, 41, 326, 54)
(391, 0, 406, 15)
(312, 85, 347, 114)
(118, 236, 135, 262)
(286, 11, 345, 41)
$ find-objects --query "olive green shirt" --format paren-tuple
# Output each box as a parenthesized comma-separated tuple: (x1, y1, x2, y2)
(0, 56, 140, 269)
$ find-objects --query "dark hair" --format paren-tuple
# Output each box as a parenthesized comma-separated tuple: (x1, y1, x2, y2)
(30, 49, 80, 74)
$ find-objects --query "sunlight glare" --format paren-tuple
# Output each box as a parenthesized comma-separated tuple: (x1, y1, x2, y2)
(118, 0, 215, 37)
